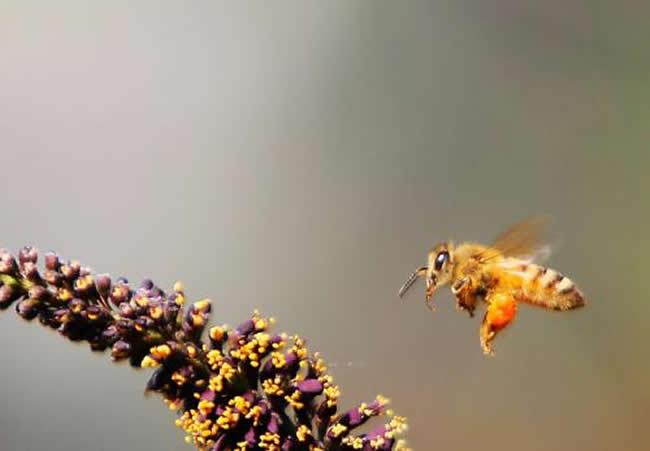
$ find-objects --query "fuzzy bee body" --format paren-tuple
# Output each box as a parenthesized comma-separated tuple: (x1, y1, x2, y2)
(398, 217, 587, 356)
(500, 262, 586, 311)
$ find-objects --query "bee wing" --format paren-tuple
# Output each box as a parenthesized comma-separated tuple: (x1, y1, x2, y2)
(478, 216, 552, 263)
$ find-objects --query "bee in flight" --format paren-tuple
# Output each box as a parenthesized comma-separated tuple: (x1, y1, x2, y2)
(398, 217, 586, 356)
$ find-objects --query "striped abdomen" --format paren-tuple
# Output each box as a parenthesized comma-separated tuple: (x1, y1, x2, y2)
(510, 263, 586, 311)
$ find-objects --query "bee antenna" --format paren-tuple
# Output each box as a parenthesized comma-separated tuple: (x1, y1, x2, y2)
(398, 266, 427, 299)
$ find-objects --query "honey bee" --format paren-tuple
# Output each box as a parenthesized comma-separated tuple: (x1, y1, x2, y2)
(398, 217, 586, 356)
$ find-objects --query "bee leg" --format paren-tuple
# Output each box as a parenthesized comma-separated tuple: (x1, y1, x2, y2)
(452, 277, 474, 317)
(425, 295, 436, 311)
(454, 297, 475, 317)
(451, 277, 470, 295)
(480, 291, 518, 356)
(425, 276, 437, 311)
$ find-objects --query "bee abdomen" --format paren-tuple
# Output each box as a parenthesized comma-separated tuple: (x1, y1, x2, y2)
(521, 265, 586, 311)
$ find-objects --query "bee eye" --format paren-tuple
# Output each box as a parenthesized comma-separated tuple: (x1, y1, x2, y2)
(434, 251, 449, 271)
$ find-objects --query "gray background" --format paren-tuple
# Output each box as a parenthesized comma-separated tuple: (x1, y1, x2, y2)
(1, 1, 648, 450)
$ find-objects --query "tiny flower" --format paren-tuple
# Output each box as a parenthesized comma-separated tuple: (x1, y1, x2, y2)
(18, 246, 38, 266)
(297, 378, 324, 397)
(111, 340, 132, 360)
(0, 279, 20, 309)
(60, 260, 81, 280)
(0, 249, 18, 274)
(16, 298, 40, 320)
(43, 251, 61, 271)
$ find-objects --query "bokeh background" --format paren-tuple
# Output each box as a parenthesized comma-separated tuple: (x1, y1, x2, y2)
(1, 1, 648, 450)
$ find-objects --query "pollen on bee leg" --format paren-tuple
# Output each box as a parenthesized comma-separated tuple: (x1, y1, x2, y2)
(485, 292, 517, 329)
(481, 292, 517, 356)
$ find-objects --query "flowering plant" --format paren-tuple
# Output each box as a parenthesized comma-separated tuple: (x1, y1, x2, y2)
(0, 247, 409, 450)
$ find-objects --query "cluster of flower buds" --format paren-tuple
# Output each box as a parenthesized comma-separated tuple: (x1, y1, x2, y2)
(0, 247, 410, 451)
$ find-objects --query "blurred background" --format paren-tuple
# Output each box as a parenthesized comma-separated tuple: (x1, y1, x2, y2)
(1, 1, 648, 450)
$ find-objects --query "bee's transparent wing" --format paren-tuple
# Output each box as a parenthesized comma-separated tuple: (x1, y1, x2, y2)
(477, 216, 552, 263)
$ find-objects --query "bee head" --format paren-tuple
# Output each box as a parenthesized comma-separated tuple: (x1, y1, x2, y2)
(425, 242, 454, 300)
(398, 241, 455, 300)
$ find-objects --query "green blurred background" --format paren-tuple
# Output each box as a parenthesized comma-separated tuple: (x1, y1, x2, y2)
(1, 1, 648, 450)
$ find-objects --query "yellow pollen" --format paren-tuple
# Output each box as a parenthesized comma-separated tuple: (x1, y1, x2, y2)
(296, 425, 311, 442)
(57, 288, 72, 302)
(194, 299, 210, 311)
(151, 344, 171, 360)
(191, 313, 205, 327)
(229, 396, 251, 414)
(141, 356, 160, 368)
(150, 305, 163, 319)
(285, 391, 304, 410)
(135, 296, 149, 307)
(172, 372, 187, 386)
(209, 326, 225, 342)
(175, 294, 185, 306)
(271, 352, 286, 368)
(329, 423, 347, 438)
(198, 400, 215, 416)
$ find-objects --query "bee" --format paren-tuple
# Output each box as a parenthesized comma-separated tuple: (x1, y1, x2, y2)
(398, 217, 586, 356)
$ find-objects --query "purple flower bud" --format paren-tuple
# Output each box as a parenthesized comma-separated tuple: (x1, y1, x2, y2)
(27, 286, 47, 300)
(243, 427, 257, 446)
(267, 412, 280, 434)
(79, 266, 93, 277)
(0, 284, 17, 308)
(200, 390, 217, 403)
(182, 300, 211, 338)
(16, 298, 40, 320)
(52, 308, 71, 325)
(211, 434, 229, 451)
(115, 318, 135, 335)
(68, 298, 87, 314)
(363, 426, 394, 451)
(235, 319, 255, 337)
(61, 260, 81, 280)
(296, 378, 324, 397)
(21, 262, 41, 282)
(340, 406, 363, 428)
(118, 302, 136, 318)
(101, 325, 120, 344)
(140, 279, 154, 290)
(18, 246, 38, 266)
(0, 250, 17, 274)
(163, 303, 180, 324)
(281, 438, 294, 451)
(364, 399, 385, 416)
(110, 282, 131, 306)
(73, 275, 94, 295)
(111, 340, 132, 360)
(135, 315, 154, 330)
(86, 305, 105, 322)
(44, 270, 63, 286)
(94, 273, 112, 296)
(43, 252, 60, 271)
